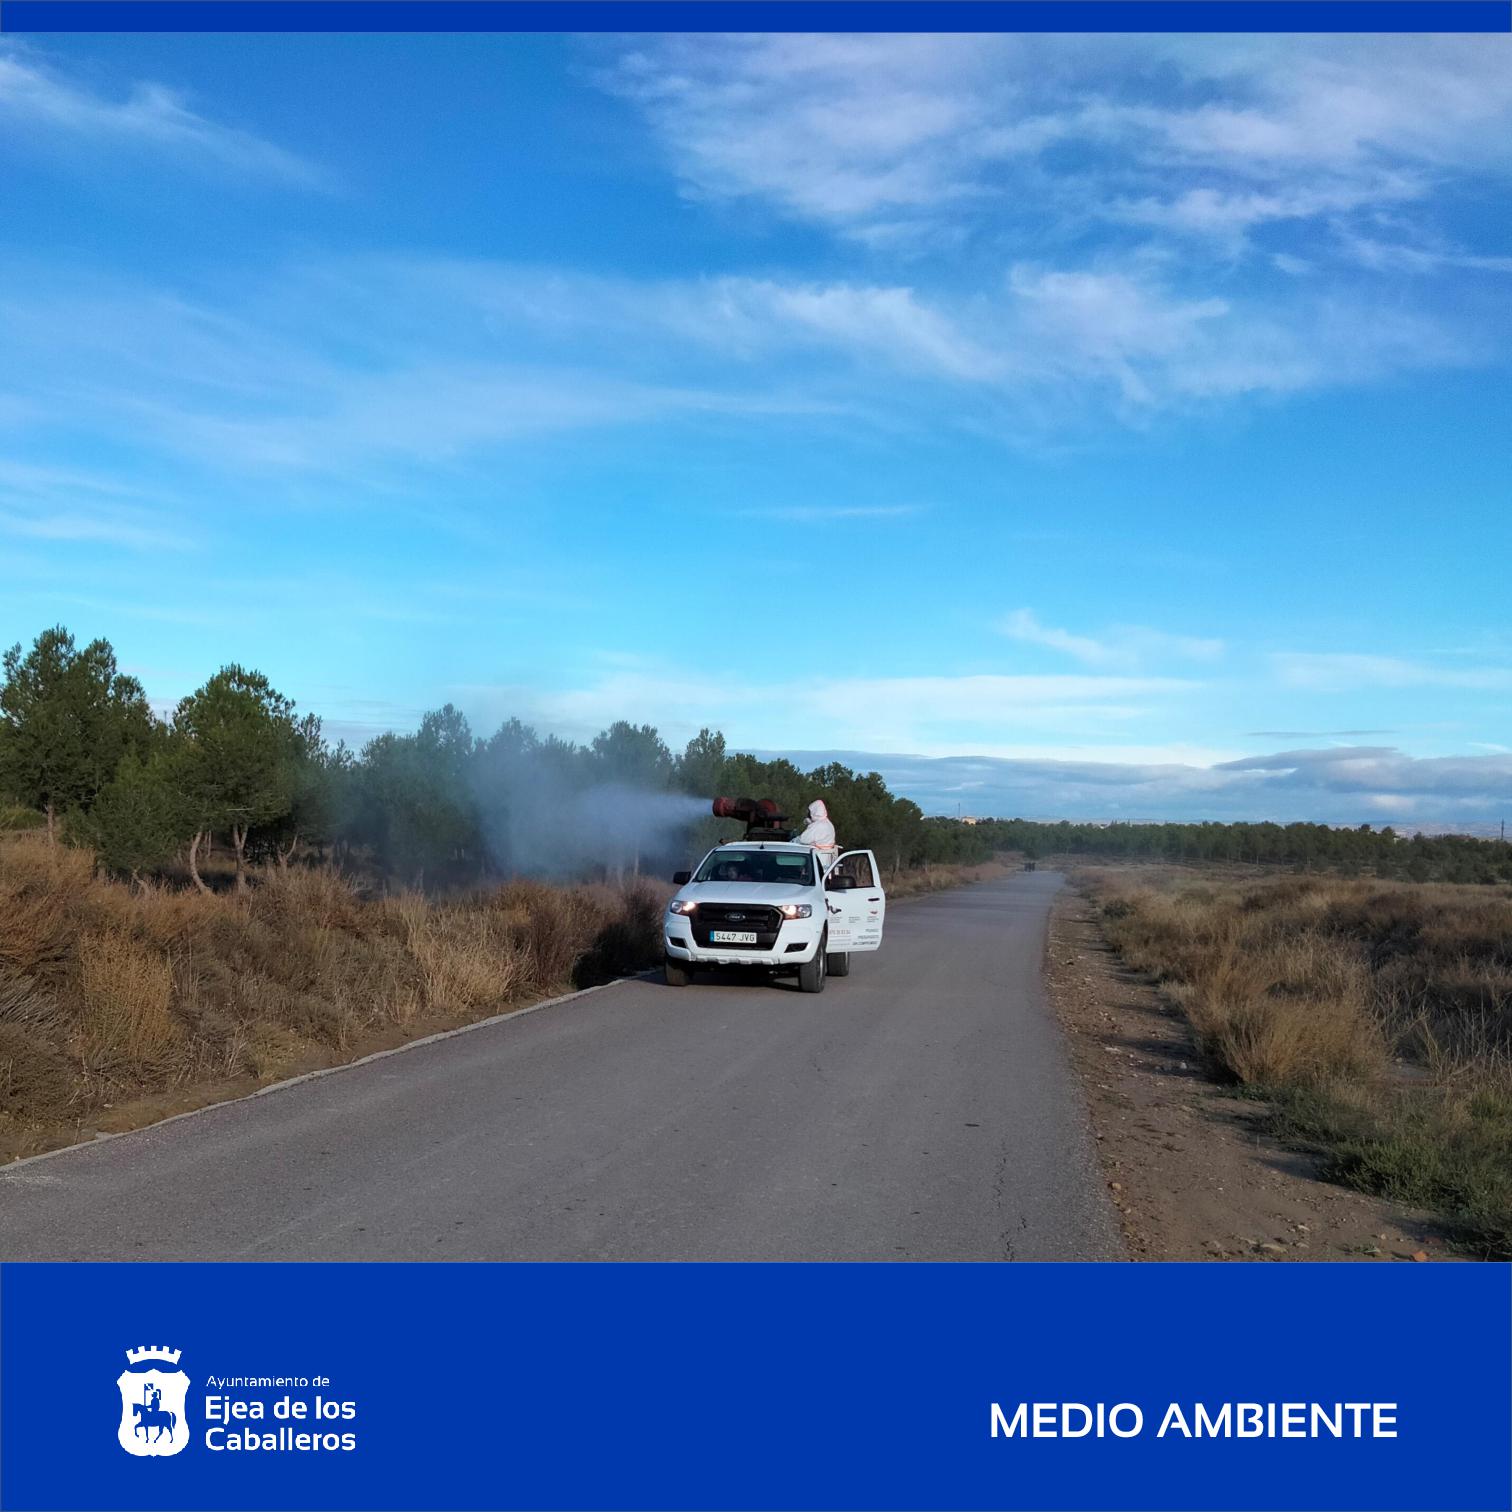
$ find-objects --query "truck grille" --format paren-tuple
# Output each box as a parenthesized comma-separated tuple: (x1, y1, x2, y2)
(692, 903, 782, 949)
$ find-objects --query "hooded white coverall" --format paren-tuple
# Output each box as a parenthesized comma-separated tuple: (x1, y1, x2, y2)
(793, 799, 838, 871)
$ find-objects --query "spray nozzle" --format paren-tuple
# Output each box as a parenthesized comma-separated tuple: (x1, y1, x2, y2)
(711, 796, 792, 840)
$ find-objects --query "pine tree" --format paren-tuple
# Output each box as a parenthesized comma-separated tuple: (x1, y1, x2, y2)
(0, 627, 154, 842)
(82, 750, 192, 883)
(172, 666, 300, 892)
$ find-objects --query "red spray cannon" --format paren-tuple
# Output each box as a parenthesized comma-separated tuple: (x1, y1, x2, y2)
(711, 796, 792, 841)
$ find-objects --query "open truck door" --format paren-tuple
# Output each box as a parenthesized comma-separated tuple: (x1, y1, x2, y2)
(824, 849, 886, 955)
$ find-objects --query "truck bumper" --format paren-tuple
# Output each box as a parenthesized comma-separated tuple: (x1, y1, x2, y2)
(664, 928, 823, 970)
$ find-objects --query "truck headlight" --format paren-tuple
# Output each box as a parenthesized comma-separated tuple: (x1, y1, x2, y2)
(668, 900, 697, 915)
(780, 904, 813, 919)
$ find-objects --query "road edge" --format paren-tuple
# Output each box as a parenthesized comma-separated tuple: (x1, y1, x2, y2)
(1044, 882, 1451, 1262)
(0, 976, 634, 1176)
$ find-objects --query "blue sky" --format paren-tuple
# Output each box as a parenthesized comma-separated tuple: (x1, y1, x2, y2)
(2, 31, 1510, 825)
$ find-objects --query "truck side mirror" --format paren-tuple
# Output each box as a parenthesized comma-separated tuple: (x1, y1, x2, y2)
(672, 870, 691, 886)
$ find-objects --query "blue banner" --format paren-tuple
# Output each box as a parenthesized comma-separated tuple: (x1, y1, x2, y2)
(2, 1, 1509, 32)
(1, 1261, 1508, 1511)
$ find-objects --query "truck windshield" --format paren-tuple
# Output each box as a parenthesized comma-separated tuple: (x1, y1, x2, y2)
(694, 849, 815, 886)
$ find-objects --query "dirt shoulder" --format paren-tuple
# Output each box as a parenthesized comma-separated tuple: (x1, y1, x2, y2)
(1045, 885, 1452, 1261)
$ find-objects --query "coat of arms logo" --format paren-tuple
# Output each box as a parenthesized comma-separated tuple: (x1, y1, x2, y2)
(116, 1345, 191, 1457)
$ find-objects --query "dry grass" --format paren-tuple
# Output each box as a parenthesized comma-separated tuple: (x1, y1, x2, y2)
(884, 859, 1014, 899)
(75, 930, 179, 1073)
(1082, 867, 1512, 1255)
(0, 834, 667, 1158)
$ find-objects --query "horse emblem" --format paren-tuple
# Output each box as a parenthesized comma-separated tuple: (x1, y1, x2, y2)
(116, 1346, 190, 1457)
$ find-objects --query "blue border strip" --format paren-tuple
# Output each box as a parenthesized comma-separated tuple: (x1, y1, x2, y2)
(3, 1, 1510, 33)
(4, 1261, 1512, 1512)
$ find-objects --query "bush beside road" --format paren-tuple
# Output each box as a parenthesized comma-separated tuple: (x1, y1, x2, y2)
(1079, 867, 1512, 1257)
(0, 835, 1008, 1164)
(0, 834, 667, 1162)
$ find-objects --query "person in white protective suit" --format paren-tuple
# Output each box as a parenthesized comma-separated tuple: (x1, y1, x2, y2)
(793, 799, 838, 871)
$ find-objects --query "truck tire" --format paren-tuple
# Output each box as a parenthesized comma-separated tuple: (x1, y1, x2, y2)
(797, 937, 827, 994)
(826, 950, 850, 977)
(664, 955, 692, 988)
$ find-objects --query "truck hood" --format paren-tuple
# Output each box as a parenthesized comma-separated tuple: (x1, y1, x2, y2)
(674, 881, 812, 907)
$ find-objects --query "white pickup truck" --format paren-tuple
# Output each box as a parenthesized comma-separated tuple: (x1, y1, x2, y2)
(663, 840, 886, 993)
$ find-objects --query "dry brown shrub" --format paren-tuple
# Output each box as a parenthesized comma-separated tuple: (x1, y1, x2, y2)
(1088, 866, 1511, 1110)
(130, 885, 222, 949)
(1094, 874, 1387, 1088)
(0, 1022, 75, 1115)
(390, 892, 524, 1012)
(571, 880, 667, 984)
(242, 1019, 305, 1081)
(885, 861, 1012, 899)
(74, 929, 180, 1072)
(0, 837, 89, 977)
(0, 836, 691, 1149)
(251, 867, 365, 934)
(0, 965, 61, 1034)
(488, 880, 595, 991)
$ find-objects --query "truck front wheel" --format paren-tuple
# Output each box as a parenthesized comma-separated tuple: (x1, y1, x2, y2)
(664, 955, 692, 987)
(797, 937, 827, 994)
(826, 950, 850, 976)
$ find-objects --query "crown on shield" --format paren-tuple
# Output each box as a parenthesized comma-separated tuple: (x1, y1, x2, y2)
(126, 1345, 182, 1366)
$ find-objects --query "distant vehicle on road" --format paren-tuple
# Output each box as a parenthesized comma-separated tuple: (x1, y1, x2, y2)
(664, 840, 886, 993)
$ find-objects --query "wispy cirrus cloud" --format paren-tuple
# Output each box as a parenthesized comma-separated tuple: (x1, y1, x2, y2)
(0, 42, 321, 185)
(0, 460, 198, 552)
(7, 254, 1468, 485)
(598, 35, 1511, 408)
(0, 502, 195, 552)
(462, 665, 1199, 757)
(1000, 608, 1223, 669)
(606, 34, 999, 243)
(446, 255, 1482, 413)
(445, 653, 1512, 820)
(603, 35, 1512, 257)
(1272, 652, 1512, 692)
(0, 264, 841, 476)
(1246, 729, 1397, 738)
(424, 262, 1006, 383)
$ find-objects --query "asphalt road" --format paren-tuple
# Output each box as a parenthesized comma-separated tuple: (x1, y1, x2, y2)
(0, 871, 1120, 1261)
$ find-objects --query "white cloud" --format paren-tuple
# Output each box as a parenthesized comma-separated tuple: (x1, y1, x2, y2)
(1272, 652, 1512, 692)
(1106, 177, 1421, 251)
(999, 608, 1111, 665)
(0, 503, 194, 552)
(747, 281, 1004, 381)
(326, 256, 1482, 421)
(1337, 231, 1512, 277)
(780, 744, 1512, 825)
(435, 262, 1004, 383)
(602, 35, 1512, 260)
(125, 364, 820, 470)
(0, 43, 320, 185)
(462, 666, 1197, 757)
(607, 34, 999, 237)
(0, 269, 841, 473)
(0, 247, 1487, 486)
(1005, 262, 1476, 407)
(0, 460, 198, 551)
(1000, 608, 1223, 669)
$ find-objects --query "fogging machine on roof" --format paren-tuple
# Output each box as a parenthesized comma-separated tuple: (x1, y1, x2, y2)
(711, 796, 793, 842)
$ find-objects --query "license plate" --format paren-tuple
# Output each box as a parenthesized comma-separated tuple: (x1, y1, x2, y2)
(710, 930, 758, 944)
